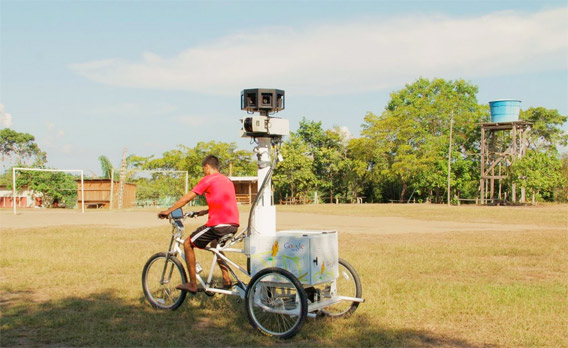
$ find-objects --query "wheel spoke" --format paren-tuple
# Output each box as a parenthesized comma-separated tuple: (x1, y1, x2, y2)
(320, 258, 362, 318)
(142, 253, 187, 310)
(245, 268, 307, 339)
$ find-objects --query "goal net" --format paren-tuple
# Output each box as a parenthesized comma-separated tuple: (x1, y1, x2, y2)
(11, 168, 85, 214)
(111, 169, 190, 209)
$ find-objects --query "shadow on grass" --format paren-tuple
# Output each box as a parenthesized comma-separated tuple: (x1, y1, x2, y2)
(1, 290, 490, 347)
(297, 313, 495, 348)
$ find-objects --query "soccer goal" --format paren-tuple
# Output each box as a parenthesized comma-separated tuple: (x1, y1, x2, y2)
(109, 169, 189, 209)
(12, 167, 85, 215)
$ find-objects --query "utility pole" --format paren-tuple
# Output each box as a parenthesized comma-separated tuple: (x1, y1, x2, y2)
(118, 147, 127, 209)
(447, 111, 454, 206)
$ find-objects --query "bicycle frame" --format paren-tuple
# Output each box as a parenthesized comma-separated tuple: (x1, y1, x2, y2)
(164, 216, 250, 298)
(159, 213, 364, 317)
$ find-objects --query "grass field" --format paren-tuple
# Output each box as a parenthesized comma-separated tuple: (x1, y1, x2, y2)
(1, 204, 567, 347)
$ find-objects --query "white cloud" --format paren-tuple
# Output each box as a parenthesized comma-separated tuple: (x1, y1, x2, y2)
(69, 7, 568, 96)
(0, 104, 13, 128)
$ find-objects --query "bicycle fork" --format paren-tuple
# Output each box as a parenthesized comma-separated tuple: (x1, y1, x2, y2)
(160, 234, 177, 285)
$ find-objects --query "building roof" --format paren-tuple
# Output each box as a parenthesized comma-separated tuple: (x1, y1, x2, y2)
(228, 176, 258, 182)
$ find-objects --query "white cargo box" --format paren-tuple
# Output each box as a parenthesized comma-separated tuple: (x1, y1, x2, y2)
(246, 230, 338, 286)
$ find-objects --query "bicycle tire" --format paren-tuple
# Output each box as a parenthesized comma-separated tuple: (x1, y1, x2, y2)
(245, 267, 308, 339)
(142, 252, 188, 310)
(319, 258, 362, 318)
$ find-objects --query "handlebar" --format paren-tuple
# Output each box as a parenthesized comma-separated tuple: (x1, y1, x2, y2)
(168, 211, 199, 221)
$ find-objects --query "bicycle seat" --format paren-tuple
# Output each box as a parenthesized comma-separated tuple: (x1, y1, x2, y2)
(217, 233, 234, 247)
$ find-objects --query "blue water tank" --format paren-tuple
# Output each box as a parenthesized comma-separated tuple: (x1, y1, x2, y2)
(489, 100, 521, 123)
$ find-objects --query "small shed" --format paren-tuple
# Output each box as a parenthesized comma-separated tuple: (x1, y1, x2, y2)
(229, 176, 258, 204)
(77, 179, 136, 209)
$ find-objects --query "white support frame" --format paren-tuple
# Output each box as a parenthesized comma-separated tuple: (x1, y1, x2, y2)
(12, 167, 85, 215)
(109, 169, 188, 210)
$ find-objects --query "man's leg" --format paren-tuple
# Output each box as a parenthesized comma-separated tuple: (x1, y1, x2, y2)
(177, 238, 198, 293)
(216, 251, 231, 287)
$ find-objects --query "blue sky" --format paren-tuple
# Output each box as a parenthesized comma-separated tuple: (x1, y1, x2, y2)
(1, 0, 567, 175)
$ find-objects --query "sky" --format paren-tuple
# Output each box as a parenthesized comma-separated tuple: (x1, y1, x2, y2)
(1, 0, 567, 176)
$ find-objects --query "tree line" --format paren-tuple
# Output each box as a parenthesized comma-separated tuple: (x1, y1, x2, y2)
(274, 78, 567, 204)
(2, 78, 567, 206)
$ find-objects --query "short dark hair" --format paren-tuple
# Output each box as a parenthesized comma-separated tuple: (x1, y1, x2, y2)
(202, 155, 220, 169)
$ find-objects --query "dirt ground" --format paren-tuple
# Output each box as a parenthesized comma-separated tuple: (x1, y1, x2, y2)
(0, 208, 543, 234)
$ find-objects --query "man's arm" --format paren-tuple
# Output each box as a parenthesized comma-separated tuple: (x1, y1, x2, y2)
(158, 191, 198, 219)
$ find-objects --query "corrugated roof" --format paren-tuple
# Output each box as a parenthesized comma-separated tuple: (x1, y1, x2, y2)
(228, 176, 257, 182)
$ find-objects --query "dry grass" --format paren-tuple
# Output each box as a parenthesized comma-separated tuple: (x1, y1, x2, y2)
(1, 204, 567, 347)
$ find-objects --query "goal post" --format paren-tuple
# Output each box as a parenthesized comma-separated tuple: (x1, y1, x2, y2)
(12, 167, 85, 215)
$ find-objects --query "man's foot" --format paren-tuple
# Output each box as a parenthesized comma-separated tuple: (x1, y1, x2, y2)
(176, 283, 198, 294)
(221, 282, 232, 290)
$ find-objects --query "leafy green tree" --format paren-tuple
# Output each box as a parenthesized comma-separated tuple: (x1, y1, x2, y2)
(142, 141, 255, 178)
(133, 141, 255, 204)
(13, 170, 77, 208)
(347, 137, 383, 201)
(509, 150, 565, 203)
(0, 128, 46, 166)
(273, 133, 317, 202)
(295, 118, 354, 202)
(555, 153, 568, 202)
(98, 155, 114, 179)
(361, 78, 488, 202)
(520, 107, 568, 152)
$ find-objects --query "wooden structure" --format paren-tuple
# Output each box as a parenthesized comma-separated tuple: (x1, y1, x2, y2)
(480, 121, 531, 204)
(229, 176, 257, 204)
(77, 179, 136, 209)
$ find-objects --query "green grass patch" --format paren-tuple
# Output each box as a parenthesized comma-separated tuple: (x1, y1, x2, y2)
(1, 204, 567, 347)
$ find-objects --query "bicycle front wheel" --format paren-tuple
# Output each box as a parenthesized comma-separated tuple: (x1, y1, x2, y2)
(245, 267, 308, 339)
(142, 252, 187, 310)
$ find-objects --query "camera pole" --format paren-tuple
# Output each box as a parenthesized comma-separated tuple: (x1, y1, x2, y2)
(240, 89, 288, 237)
(252, 112, 276, 236)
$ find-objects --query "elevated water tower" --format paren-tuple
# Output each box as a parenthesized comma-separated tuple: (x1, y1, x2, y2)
(480, 100, 531, 204)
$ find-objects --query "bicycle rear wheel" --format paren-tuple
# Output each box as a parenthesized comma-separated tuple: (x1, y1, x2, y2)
(319, 258, 362, 318)
(142, 252, 187, 310)
(245, 267, 308, 339)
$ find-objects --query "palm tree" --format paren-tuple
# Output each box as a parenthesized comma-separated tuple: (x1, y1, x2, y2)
(98, 155, 114, 179)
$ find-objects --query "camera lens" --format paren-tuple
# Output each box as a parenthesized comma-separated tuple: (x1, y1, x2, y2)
(261, 93, 272, 106)
(243, 117, 253, 132)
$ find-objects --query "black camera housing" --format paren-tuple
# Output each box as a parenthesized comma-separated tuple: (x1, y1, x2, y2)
(241, 88, 285, 114)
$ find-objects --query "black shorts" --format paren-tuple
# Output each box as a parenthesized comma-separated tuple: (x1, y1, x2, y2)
(189, 225, 238, 249)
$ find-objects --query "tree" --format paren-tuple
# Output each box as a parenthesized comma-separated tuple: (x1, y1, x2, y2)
(509, 150, 565, 203)
(360, 78, 487, 202)
(13, 170, 77, 208)
(556, 153, 568, 202)
(0, 128, 46, 166)
(98, 155, 114, 179)
(347, 137, 384, 201)
(520, 107, 568, 152)
(273, 133, 316, 202)
(295, 118, 354, 202)
(132, 141, 256, 204)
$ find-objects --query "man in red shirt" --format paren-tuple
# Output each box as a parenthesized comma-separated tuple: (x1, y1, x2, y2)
(158, 155, 239, 294)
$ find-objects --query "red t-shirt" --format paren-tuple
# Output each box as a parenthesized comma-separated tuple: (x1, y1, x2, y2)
(191, 173, 239, 227)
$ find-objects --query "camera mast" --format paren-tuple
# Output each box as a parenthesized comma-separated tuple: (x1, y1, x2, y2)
(240, 89, 289, 236)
